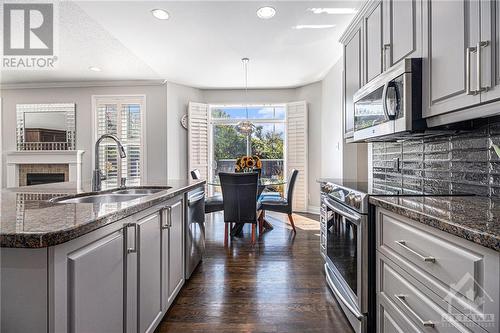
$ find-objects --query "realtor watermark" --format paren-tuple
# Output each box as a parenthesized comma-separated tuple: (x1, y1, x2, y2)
(2, 2, 58, 70)
(439, 272, 496, 329)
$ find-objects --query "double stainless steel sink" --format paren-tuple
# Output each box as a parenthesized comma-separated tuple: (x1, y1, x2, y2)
(51, 187, 170, 204)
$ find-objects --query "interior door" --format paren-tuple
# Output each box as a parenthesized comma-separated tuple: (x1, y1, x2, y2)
(424, 0, 481, 117)
(137, 212, 163, 333)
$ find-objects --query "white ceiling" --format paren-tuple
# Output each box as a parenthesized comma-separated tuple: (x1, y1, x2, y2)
(1, 1, 360, 89)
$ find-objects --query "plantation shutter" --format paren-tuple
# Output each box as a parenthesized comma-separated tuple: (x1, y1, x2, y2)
(188, 102, 209, 180)
(286, 101, 308, 212)
(94, 96, 144, 187)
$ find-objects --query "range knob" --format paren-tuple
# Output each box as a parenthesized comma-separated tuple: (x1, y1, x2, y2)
(353, 194, 362, 209)
(346, 193, 355, 204)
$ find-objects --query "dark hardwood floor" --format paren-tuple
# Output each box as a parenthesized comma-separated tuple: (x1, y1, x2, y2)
(156, 212, 353, 333)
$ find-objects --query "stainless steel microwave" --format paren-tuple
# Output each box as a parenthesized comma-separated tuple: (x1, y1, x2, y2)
(352, 58, 426, 142)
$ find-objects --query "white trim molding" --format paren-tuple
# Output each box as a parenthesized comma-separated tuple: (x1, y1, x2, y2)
(307, 205, 320, 215)
(1, 80, 166, 90)
(6, 150, 85, 188)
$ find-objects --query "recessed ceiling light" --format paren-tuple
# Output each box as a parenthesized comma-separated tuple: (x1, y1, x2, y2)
(293, 24, 336, 30)
(257, 6, 276, 19)
(88, 66, 101, 72)
(308, 8, 357, 15)
(151, 9, 170, 20)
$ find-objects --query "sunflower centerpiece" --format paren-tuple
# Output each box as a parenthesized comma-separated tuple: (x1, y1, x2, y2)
(235, 155, 262, 176)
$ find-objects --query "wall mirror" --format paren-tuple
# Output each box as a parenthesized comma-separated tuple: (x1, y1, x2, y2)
(16, 103, 76, 150)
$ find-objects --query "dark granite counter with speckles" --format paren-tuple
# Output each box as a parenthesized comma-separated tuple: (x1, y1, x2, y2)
(0, 179, 205, 248)
(369, 196, 500, 252)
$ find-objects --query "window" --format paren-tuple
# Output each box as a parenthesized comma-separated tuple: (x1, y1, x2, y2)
(209, 105, 285, 180)
(189, 101, 308, 212)
(94, 96, 144, 187)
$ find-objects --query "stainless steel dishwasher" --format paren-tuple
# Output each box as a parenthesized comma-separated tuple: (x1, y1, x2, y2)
(185, 187, 205, 279)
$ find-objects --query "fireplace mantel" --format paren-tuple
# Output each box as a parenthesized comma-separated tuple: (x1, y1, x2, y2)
(6, 150, 84, 188)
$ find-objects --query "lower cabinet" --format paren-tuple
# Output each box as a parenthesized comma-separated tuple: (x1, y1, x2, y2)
(162, 199, 185, 309)
(376, 208, 500, 333)
(66, 229, 126, 333)
(50, 195, 185, 333)
(136, 211, 163, 333)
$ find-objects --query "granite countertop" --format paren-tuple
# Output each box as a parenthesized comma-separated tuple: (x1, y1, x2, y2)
(369, 196, 500, 252)
(0, 179, 205, 248)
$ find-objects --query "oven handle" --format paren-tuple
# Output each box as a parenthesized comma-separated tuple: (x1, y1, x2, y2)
(322, 198, 361, 223)
(325, 265, 364, 320)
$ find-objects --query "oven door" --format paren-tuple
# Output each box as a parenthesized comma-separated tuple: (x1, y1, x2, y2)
(322, 197, 368, 330)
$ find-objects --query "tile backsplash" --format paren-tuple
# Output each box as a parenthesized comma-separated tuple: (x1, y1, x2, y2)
(371, 117, 500, 197)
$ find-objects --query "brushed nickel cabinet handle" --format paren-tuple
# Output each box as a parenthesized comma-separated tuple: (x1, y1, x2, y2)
(466, 46, 478, 95)
(477, 41, 490, 93)
(383, 43, 391, 71)
(395, 294, 435, 328)
(126, 223, 138, 254)
(162, 206, 172, 229)
(395, 240, 436, 263)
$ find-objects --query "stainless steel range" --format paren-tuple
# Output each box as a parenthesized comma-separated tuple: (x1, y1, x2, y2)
(319, 179, 472, 333)
(320, 181, 374, 333)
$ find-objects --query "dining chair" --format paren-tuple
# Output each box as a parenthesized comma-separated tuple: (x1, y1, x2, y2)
(219, 172, 259, 246)
(190, 169, 224, 214)
(258, 169, 299, 233)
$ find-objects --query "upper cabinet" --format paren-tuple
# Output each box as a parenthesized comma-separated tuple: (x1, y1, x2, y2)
(384, 0, 422, 67)
(341, 0, 500, 132)
(365, 2, 383, 82)
(341, 0, 422, 140)
(423, 0, 481, 118)
(424, 0, 500, 122)
(343, 22, 363, 139)
(479, 0, 500, 104)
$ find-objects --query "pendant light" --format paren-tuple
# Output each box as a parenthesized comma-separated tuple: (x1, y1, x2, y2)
(236, 57, 255, 156)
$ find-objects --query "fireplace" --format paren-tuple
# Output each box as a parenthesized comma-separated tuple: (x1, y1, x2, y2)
(18, 164, 69, 187)
(26, 173, 66, 186)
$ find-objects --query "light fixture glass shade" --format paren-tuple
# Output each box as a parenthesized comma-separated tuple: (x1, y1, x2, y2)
(236, 121, 255, 135)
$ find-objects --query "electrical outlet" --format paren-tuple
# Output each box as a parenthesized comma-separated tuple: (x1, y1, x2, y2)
(392, 157, 400, 172)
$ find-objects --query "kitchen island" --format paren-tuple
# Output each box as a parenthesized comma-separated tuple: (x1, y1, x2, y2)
(0, 179, 205, 333)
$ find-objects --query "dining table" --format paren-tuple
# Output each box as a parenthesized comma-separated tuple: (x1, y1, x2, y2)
(208, 175, 287, 236)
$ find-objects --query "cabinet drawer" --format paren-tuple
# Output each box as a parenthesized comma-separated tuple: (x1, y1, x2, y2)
(379, 254, 486, 333)
(377, 210, 482, 302)
(378, 293, 421, 333)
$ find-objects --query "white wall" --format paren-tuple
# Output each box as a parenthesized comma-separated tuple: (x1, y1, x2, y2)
(0, 83, 168, 186)
(166, 82, 202, 179)
(202, 88, 296, 105)
(321, 59, 344, 179)
(320, 59, 368, 183)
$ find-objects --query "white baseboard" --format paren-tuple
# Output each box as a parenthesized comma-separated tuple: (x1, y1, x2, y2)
(307, 205, 320, 214)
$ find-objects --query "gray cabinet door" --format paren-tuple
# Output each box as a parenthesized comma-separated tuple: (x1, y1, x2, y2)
(365, 1, 383, 82)
(480, 0, 500, 103)
(386, 0, 421, 67)
(168, 199, 184, 303)
(67, 230, 125, 333)
(344, 25, 362, 139)
(137, 211, 163, 333)
(424, 0, 481, 118)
